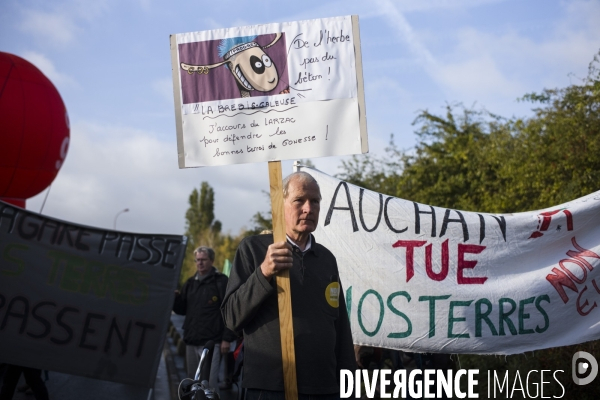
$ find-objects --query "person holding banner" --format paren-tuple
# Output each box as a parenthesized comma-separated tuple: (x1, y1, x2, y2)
(222, 171, 356, 399)
(173, 246, 236, 389)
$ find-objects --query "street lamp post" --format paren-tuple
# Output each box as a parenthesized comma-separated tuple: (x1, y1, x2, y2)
(114, 208, 129, 230)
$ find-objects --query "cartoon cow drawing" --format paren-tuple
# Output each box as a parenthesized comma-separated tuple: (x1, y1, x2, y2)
(181, 33, 285, 98)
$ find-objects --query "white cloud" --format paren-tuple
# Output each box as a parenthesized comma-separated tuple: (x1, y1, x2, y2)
(562, 0, 600, 38)
(18, 0, 109, 47)
(366, 76, 412, 102)
(20, 51, 78, 88)
(27, 120, 271, 235)
(20, 10, 79, 46)
(281, 0, 504, 24)
(432, 1, 600, 101)
(540, 0, 600, 80)
(372, 0, 600, 115)
(374, 0, 438, 71)
(434, 48, 523, 99)
(67, 0, 110, 21)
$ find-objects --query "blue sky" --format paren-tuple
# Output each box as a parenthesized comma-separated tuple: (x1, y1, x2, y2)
(1, 0, 599, 235)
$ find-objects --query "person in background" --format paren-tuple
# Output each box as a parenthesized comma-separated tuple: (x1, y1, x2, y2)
(173, 246, 236, 391)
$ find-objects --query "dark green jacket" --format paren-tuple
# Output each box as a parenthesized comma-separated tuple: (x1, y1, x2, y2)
(174, 267, 236, 346)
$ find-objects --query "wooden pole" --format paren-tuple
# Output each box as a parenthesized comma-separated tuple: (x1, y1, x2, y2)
(268, 160, 298, 400)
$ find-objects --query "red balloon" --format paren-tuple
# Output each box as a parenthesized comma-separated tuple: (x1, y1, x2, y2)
(0, 52, 70, 208)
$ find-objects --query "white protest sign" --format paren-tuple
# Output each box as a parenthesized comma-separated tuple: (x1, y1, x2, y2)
(301, 166, 600, 355)
(0, 201, 187, 387)
(170, 15, 368, 167)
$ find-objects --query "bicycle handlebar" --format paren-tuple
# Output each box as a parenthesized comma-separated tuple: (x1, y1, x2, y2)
(179, 341, 220, 400)
(196, 340, 214, 383)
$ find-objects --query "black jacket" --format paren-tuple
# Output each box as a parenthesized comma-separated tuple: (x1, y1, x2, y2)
(173, 267, 236, 346)
(221, 234, 356, 394)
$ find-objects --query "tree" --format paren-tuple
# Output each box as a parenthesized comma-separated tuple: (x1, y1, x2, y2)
(245, 189, 274, 236)
(246, 210, 273, 236)
(338, 107, 513, 212)
(185, 182, 219, 240)
(502, 53, 600, 211)
(340, 51, 600, 216)
(180, 182, 243, 286)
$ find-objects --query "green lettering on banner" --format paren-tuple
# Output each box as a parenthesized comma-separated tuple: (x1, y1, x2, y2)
(386, 291, 412, 338)
(116, 268, 148, 305)
(357, 289, 384, 337)
(80, 260, 109, 295)
(47, 251, 63, 285)
(1, 243, 28, 276)
(346, 286, 352, 318)
(61, 254, 85, 291)
(518, 297, 536, 335)
(418, 295, 451, 338)
(45, 250, 150, 305)
(535, 295, 551, 333)
(448, 300, 473, 338)
(499, 298, 518, 336)
(475, 298, 498, 337)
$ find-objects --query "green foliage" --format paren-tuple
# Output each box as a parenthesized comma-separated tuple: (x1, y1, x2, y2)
(508, 55, 600, 209)
(180, 182, 243, 286)
(244, 189, 273, 236)
(296, 158, 316, 168)
(185, 182, 218, 239)
(338, 134, 404, 196)
(246, 210, 273, 236)
(341, 51, 600, 214)
(398, 107, 512, 212)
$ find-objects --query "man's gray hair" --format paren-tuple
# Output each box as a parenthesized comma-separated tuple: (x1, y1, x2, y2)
(194, 246, 215, 261)
(282, 171, 321, 199)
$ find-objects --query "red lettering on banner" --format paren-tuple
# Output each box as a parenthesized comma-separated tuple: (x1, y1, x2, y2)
(392, 240, 488, 284)
(546, 267, 579, 303)
(545, 237, 600, 316)
(577, 285, 597, 316)
(457, 244, 487, 284)
(392, 240, 426, 282)
(529, 209, 573, 239)
(425, 240, 449, 281)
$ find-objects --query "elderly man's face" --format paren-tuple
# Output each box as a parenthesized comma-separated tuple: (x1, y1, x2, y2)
(284, 177, 321, 238)
(195, 251, 213, 276)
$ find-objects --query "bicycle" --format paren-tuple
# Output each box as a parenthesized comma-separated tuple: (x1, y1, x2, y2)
(178, 340, 220, 400)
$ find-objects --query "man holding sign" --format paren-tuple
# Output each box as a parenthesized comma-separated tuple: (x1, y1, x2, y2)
(222, 172, 356, 399)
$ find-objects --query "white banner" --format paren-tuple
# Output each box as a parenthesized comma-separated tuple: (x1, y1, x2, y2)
(302, 167, 600, 355)
(170, 15, 368, 167)
(0, 201, 187, 387)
